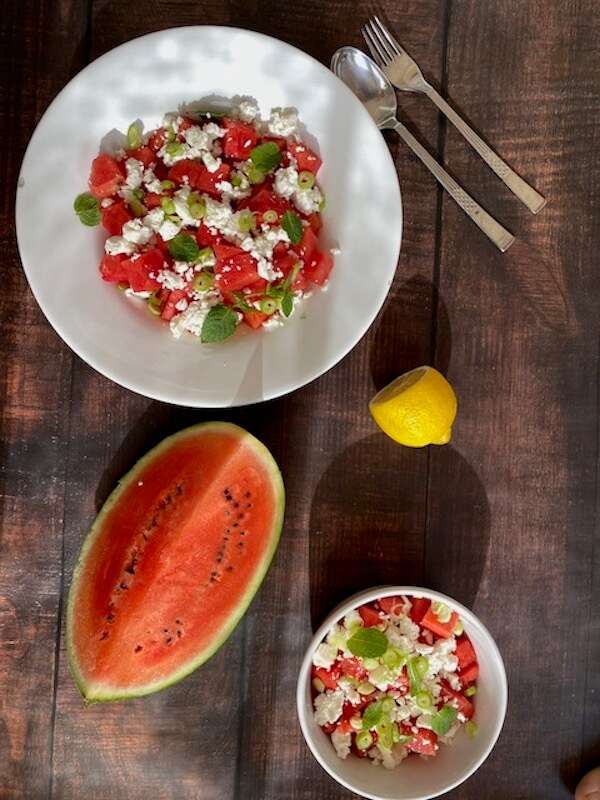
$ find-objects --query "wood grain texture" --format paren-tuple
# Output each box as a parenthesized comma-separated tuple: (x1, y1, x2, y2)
(1, 1, 599, 799)
(434, 2, 600, 798)
(0, 1, 86, 797)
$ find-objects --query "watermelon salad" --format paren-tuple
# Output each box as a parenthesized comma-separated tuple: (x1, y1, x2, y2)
(73, 101, 335, 343)
(311, 595, 479, 769)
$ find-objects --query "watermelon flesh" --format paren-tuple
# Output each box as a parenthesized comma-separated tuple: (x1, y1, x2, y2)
(67, 422, 284, 702)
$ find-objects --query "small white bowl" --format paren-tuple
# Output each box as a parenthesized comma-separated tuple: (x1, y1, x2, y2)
(297, 586, 508, 800)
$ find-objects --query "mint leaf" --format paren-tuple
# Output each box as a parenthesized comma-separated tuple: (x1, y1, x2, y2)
(200, 305, 239, 343)
(363, 700, 383, 731)
(430, 705, 458, 736)
(74, 192, 100, 226)
(168, 233, 200, 262)
(362, 701, 384, 731)
(281, 210, 303, 245)
(347, 627, 388, 659)
(281, 292, 293, 318)
(249, 142, 281, 173)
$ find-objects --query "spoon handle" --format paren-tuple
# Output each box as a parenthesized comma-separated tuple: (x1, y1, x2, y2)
(389, 118, 515, 252)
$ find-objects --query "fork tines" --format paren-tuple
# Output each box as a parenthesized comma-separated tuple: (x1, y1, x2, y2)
(362, 15, 404, 67)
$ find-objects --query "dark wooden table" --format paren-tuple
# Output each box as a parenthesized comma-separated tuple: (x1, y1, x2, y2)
(2, 1, 599, 798)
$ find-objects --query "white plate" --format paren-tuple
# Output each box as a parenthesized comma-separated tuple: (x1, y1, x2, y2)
(16, 26, 402, 407)
(297, 587, 508, 800)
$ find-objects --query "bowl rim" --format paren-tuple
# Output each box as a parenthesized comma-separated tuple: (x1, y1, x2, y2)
(15, 24, 402, 408)
(296, 585, 508, 800)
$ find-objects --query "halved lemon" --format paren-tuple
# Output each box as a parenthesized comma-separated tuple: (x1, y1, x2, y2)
(369, 366, 457, 447)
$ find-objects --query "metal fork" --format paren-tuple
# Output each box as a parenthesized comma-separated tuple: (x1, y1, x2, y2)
(363, 16, 547, 214)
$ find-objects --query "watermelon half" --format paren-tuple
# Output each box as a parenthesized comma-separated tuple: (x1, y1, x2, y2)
(67, 422, 284, 702)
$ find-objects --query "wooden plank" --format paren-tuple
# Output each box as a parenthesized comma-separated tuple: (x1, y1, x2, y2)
(0, 1, 87, 797)
(48, 1, 445, 798)
(229, 2, 448, 798)
(431, 1, 600, 798)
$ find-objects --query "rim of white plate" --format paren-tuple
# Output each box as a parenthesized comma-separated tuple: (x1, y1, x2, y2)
(15, 26, 402, 407)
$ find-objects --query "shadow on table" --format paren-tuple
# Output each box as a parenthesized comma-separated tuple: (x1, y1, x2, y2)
(308, 435, 490, 629)
(562, 736, 600, 795)
(369, 274, 452, 394)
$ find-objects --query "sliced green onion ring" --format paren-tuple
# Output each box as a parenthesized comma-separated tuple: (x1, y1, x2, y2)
(161, 197, 176, 215)
(259, 297, 279, 315)
(127, 121, 143, 149)
(355, 731, 373, 751)
(238, 210, 256, 232)
(262, 209, 279, 224)
(147, 293, 162, 315)
(298, 170, 315, 190)
(192, 271, 214, 292)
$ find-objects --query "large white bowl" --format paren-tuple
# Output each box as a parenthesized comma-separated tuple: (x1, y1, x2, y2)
(15, 26, 402, 407)
(297, 586, 508, 800)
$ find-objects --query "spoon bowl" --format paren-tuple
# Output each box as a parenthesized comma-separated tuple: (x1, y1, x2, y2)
(331, 46, 397, 129)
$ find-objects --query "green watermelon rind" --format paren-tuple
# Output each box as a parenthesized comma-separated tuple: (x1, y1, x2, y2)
(66, 421, 285, 703)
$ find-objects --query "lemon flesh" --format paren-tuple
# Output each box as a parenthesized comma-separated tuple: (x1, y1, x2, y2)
(369, 366, 457, 448)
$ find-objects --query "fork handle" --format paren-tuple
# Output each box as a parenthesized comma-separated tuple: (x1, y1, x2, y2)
(424, 84, 546, 214)
(389, 119, 515, 252)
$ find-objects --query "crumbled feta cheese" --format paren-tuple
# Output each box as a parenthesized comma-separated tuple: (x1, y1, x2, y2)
(101, 198, 114, 208)
(122, 218, 153, 245)
(293, 185, 323, 214)
(157, 142, 190, 166)
(173, 261, 190, 275)
(338, 676, 360, 705)
(202, 151, 221, 173)
(313, 690, 344, 726)
(163, 112, 179, 131)
(203, 121, 225, 139)
(143, 167, 161, 194)
(240, 226, 289, 281)
(331, 729, 351, 760)
(156, 270, 187, 290)
(440, 669, 461, 691)
(238, 98, 260, 122)
(312, 642, 337, 669)
(183, 125, 210, 151)
(174, 298, 189, 312)
(427, 637, 458, 677)
(262, 315, 284, 330)
(378, 743, 409, 769)
(216, 178, 251, 201)
(267, 107, 298, 137)
(397, 615, 420, 641)
(343, 609, 362, 630)
(172, 186, 200, 227)
(169, 298, 216, 339)
(273, 165, 299, 198)
(125, 158, 144, 190)
(104, 236, 136, 256)
(143, 208, 165, 233)
(204, 196, 234, 231)
(158, 218, 182, 241)
(124, 288, 151, 299)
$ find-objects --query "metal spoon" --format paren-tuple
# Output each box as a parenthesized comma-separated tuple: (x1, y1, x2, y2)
(331, 46, 515, 252)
